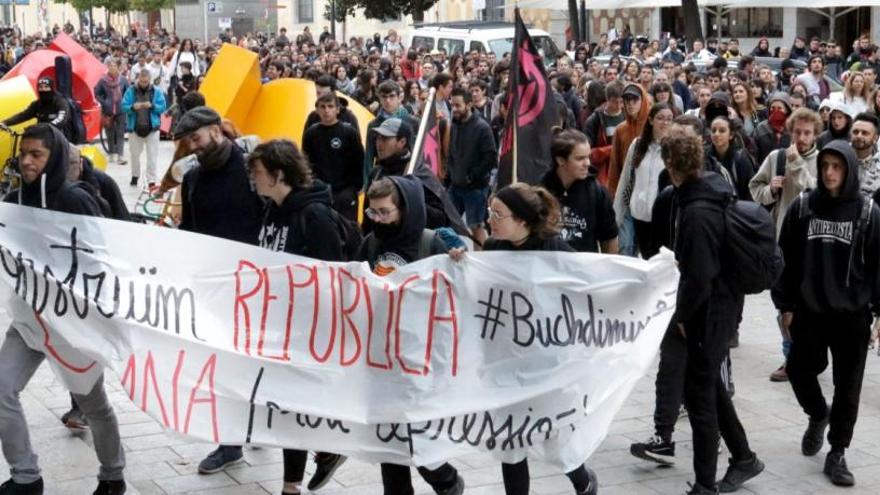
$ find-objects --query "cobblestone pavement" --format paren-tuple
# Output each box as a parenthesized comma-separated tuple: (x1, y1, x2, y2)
(0, 140, 878, 494)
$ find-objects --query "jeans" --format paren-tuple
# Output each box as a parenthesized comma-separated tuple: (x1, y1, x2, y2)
(618, 210, 637, 257)
(129, 129, 160, 183)
(448, 185, 489, 228)
(0, 326, 125, 483)
(103, 113, 126, 156)
(787, 311, 870, 450)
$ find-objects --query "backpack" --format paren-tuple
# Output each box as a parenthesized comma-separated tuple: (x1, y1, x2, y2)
(64, 97, 87, 144)
(697, 196, 784, 295)
(362, 228, 437, 266)
(57, 181, 110, 217)
(54, 54, 87, 144)
(298, 203, 363, 262)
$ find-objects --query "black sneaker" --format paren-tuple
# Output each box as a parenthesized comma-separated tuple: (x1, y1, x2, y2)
(718, 454, 765, 492)
(630, 435, 675, 465)
(92, 480, 126, 495)
(306, 453, 347, 490)
(61, 405, 89, 430)
(802, 416, 829, 456)
(197, 446, 244, 474)
(685, 482, 717, 494)
(129, 177, 138, 187)
(0, 478, 43, 495)
(824, 451, 855, 487)
(577, 466, 598, 495)
(437, 475, 464, 495)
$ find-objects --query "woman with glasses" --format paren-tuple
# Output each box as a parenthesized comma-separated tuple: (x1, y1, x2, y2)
(450, 182, 598, 495)
(613, 103, 675, 259)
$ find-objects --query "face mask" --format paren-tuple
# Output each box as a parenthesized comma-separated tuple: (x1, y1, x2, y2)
(768, 108, 787, 132)
(372, 220, 402, 241)
(38, 91, 52, 103)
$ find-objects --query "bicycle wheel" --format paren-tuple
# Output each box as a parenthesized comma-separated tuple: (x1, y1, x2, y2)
(99, 123, 110, 154)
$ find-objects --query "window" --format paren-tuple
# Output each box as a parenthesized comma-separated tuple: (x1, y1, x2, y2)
(412, 36, 435, 51)
(438, 38, 464, 55)
(470, 41, 486, 53)
(297, 0, 313, 23)
(707, 8, 783, 38)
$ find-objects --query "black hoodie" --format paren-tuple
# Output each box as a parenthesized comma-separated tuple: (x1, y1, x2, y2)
(358, 175, 446, 270)
(258, 180, 345, 262)
(80, 156, 130, 221)
(704, 144, 755, 201)
(817, 112, 852, 150)
(673, 172, 738, 326)
(541, 167, 617, 252)
(4, 125, 101, 216)
(772, 140, 880, 315)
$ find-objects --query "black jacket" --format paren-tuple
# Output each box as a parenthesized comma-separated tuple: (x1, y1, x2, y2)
(754, 120, 791, 165)
(301, 121, 365, 192)
(541, 168, 617, 253)
(673, 172, 738, 327)
(772, 140, 880, 315)
(483, 235, 573, 253)
(258, 180, 345, 262)
(179, 142, 263, 245)
(369, 150, 470, 236)
(4, 125, 101, 216)
(358, 175, 446, 269)
(80, 156, 130, 221)
(5, 93, 73, 142)
(447, 113, 496, 189)
(704, 145, 755, 202)
(304, 97, 360, 137)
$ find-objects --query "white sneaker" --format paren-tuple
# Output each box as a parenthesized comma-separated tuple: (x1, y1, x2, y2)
(109, 153, 117, 164)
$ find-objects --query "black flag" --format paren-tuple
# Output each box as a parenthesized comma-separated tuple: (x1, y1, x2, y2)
(497, 8, 557, 187)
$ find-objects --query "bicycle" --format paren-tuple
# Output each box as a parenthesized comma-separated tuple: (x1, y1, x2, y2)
(0, 124, 21, 197)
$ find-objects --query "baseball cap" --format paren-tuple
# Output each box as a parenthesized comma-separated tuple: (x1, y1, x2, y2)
(622, 85, 642, 100)
(374, 118, 413, 142)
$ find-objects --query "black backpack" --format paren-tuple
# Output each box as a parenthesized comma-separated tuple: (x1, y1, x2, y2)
(298, 203, 363, 262)
(54, 54, 87, 144)
(695, 196, 784, 295)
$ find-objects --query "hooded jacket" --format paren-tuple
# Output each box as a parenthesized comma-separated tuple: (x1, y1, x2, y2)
(80, 156, 130, 220)
(369, 150, 470, 236)
(258, 180, 344, 261)
(753, 93, 792, 164)
(705, 144, 755, 202)
(817, 107, 853, 149)
(359, 175, 446, 270)
(673, 172, 739, 327)
(541, 166, 618, 253)
(363, 106, 420, 183)
(750, 144, 818, 238)
(3, 125, 101, 216)
(4, 92, 73, 142)
(772, 140, 880, 315)
(607, 83, 649, 197)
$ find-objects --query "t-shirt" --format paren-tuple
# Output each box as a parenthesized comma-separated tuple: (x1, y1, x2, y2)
(542, 173, 618, 253)
(603, 111, 626, 139)
(301, 121, 365, 192)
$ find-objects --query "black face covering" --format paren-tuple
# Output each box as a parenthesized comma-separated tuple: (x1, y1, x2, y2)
(38, 91, 53, 103)
(372, 220, 402, 240)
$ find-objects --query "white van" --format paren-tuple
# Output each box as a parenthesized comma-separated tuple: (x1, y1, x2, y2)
(405, 21, 564, 67)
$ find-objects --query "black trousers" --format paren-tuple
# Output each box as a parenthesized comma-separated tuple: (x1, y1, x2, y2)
(283, 449, 307, 483)
(684, 313, 752, 489)
(501, 459, 592, 494)
(787, 311, 871, 450)
(633, 218, 657, 259)
(380, 462, 458, 495)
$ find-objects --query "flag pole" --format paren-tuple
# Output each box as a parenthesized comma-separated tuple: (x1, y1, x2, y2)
(511, 7, 521, 185)
(406, 87, 437, 176)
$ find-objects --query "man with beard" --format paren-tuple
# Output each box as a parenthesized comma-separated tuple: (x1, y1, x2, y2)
(367, 118, 470, 236)
(2, 77, 74, 142)
(850, 112, 880, 200)
(447, 87, 495, 245)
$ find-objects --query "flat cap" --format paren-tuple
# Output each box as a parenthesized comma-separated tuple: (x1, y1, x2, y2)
(174, 106, 222, 139)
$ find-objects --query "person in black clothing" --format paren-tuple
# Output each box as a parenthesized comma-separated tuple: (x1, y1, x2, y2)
(175, 107, 265, 475)
(2, 77, 74, 142)
(0, 123, 127, 495)
(68, 144, 131, 221)
(449, 182, 598, 495)
(772, 140, 880, 488)
(661, 125, 763, 495)
(542, 128, 617, 253)
(245, 139, 348, 494)
(301, 93, 364, 221)
(817, 103, 853, 149)
(303, 75, 360, 133)
(447, 87, 496, 244)
(367, 118, 469, 236)
(706, 116, 755, 201)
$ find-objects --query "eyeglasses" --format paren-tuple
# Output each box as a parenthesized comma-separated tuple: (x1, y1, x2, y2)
(487, 208, 511, 221)
(365, 206, 398, 221)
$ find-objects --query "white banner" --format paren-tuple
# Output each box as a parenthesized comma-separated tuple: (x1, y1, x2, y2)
(0, 203, 678, 471)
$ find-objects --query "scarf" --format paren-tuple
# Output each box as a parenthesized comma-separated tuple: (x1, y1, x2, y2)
(102, 74, 123, 115)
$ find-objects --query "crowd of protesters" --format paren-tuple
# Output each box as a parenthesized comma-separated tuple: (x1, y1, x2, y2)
(1, 16, 880, 495)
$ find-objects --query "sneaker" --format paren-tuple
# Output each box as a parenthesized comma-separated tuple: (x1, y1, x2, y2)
(307, 453, 347, 490)
(824, 451, 855, 486)
(802, 416, 829, 456)
(718, 454, 765, 492)
(61, 405, 89, 430)
(630, 435, 675, 465)
(769, 364, 788, 382)
(0, 478, 43, 495)
(577, 466, 598, 495)
(197, 446, 244, 474)
(117, 157, 127, 165)
(437, 475, 465, 495)
(685, 481, 717, 494)
(129, 176, 138, 187)
(92, 480, 126, 495)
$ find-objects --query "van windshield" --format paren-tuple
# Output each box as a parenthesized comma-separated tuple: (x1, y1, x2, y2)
(488, 35, 560, 64)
